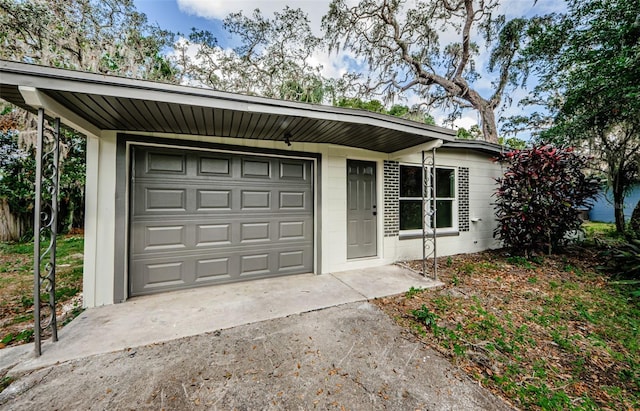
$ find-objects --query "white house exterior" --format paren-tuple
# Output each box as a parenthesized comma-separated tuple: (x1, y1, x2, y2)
(0, 61, 503, 308)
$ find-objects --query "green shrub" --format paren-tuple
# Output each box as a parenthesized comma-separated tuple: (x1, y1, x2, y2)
(412, 305, 439, 329)
(494, 145, 600, 255)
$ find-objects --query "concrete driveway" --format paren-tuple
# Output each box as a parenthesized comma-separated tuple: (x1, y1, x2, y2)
(0, 266, 513, 410)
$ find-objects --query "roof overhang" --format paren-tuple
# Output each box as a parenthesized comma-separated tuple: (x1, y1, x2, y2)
(442, 140, 503, 156)
(0, 60, 456, 153)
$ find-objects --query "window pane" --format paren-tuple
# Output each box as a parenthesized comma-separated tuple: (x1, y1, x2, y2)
(400, 166, 422, 197)
(435, 200, 453, 228)
(400, 200, 422, 230)
(436, 168, 455, 198)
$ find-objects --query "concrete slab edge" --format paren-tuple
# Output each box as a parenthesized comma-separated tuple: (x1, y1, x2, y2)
(6, 297, 372, 377)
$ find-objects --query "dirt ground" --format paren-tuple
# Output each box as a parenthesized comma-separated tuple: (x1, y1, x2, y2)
(374, 249, 639, 410)
(0, 302, 512, 410)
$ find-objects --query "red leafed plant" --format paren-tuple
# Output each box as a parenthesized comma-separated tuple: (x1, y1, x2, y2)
(494, 144, 601, 255)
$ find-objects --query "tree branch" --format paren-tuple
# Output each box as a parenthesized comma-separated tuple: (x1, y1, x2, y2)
(454, 0, 474, 79)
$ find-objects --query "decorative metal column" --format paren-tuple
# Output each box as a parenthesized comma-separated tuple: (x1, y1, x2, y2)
(421, 148, 437, 281)
(33, 108, 60, 356)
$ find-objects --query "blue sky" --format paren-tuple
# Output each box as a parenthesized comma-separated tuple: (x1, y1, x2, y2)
(133, 0, 565, 137)
(135, 1, 228, 42)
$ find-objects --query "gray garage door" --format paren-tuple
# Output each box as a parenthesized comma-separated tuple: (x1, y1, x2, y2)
(129, 146, 314, 296)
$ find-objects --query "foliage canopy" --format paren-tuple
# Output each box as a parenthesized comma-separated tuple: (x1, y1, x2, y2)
(322, 0, 534, 142)
(335, 98, 436, 124)
(177, 7, 329, 103)
(0, 0, 178, 240)
(0, 0, 177, 80)
(516, 0, 640, 232)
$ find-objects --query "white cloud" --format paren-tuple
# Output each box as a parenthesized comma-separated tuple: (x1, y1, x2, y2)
(431, 113, 477, 130)
(308, 50, 347, 79)
(452, 116, 478, 130)
(177, 0, 333, 33)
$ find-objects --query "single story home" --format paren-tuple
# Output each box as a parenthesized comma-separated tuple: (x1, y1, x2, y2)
(0, 60, 503, 308)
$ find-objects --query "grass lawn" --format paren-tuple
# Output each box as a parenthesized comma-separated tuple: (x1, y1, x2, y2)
(376, 224, 639, 410)
(581, 221, 629, 247)
(0, 235, 84, 348)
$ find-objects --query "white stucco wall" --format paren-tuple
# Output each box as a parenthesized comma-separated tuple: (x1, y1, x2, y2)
(82, 131, 501, 307)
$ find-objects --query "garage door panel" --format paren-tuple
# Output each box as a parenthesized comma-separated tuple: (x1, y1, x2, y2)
(133, 240, 311, 261)
(144, 225, 186, 251)
(132, 217, 312, 254)
(135, 184, 312, 214)
(144, 188, 186, 211)
(146, 152, 187, 175)
(197, 190, 231, 210)
(131, 258, 195, 292)
(132, 222, 189, 253)
(279, 161, 307, 180)
(242, 158, 272, 178)
(131, 243, 312, 295)
(278, 218, 312, 241)
(240, 222, 270, 243)
(145, 262, 185, 286)
(130, 146, 314, 296)
(279, 191, 306, 209)
(279, 250, 305, 270)
(240, 253, 270, 276)
(279, 221, 306, 240)
(198, 156, 231, 176)
(196, 223, 231, 246)
(195, 257, 231, 282)
(241, 190, 271, 209)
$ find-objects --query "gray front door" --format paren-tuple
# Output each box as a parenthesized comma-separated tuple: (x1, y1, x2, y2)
(347, 160, 377, 259)
(129, 146, 314, 296)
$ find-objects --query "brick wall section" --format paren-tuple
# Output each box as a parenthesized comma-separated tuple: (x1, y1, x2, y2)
(458, 167, 470, 232)
(383, 160, 399, 236)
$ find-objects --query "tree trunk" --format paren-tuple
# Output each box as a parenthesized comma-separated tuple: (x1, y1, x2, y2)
(630, 198, 640, 236)
(0, 198, 24, 242)
(479, 104, 499, 144)
(67, 197, 75, 233)
(612, 180, 626, 232)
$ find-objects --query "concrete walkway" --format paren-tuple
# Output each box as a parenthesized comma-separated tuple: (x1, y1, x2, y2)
(2, 265, 441, 375)
(1, 301, 512, 410)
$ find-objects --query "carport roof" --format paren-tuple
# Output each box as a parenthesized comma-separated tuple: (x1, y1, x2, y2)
(0, 60, 456, 153)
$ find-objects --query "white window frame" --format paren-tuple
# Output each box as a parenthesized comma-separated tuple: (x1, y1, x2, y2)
(399, 164, 458, 237)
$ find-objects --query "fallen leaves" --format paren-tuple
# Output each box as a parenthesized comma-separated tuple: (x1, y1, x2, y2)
(375, 248, 640, 410)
